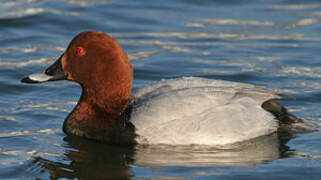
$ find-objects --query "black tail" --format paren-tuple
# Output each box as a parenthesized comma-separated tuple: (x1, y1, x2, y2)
(261, 99, 317, 133)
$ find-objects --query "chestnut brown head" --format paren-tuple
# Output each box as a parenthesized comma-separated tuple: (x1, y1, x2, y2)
(22, 31, 133, 92)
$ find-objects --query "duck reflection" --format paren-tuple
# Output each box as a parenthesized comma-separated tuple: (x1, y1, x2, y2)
(33, 136, 135, 179)
(32, 133, 294, 179)
(134, 133, 293, 167)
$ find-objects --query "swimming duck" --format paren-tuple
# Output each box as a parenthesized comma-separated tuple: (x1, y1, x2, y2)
(21, 31, 316, 145)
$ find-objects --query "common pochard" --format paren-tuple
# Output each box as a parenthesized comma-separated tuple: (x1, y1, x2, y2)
(21, 31, 316, 145)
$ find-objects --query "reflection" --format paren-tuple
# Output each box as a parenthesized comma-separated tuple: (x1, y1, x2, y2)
(30, 133, 294, 179)
(32, 136, 135, 180)
(135, 133, 294, 166)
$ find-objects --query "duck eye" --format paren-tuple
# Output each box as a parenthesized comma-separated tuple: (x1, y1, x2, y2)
(76, 47, 85, 56)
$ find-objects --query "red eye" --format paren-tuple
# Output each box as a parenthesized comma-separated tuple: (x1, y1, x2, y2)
(76, 47, 85, 56)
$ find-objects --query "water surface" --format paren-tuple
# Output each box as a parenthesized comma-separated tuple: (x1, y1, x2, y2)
(0, 0, 321, 179)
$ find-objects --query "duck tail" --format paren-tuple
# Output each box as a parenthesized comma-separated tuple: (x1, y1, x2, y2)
(261, 99, 317, 133)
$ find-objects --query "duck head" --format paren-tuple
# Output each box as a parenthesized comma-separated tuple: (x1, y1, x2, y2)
(22, 31, 132, 90)
(22, 31, 134, 143)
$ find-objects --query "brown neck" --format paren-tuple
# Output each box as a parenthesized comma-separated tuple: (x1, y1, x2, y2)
(63, 85, 135, 144)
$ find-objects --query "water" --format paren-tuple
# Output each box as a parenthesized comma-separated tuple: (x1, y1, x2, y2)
(0, 0, 321, 179)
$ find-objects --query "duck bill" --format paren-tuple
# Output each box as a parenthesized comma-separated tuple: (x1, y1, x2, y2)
(21, 54, 67, 83)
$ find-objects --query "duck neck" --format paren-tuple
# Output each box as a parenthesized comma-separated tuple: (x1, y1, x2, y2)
(63, 85, 134, 144)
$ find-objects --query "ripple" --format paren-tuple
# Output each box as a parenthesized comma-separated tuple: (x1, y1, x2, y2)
(63, 0, 108, 7)
(22, 102, 76, 113)
(284, 18, 321, 29)
(0, 115, 18, 121)
(128, 51, 159, 60)
(0, 128, 61, 138)
(187, 17, 321, 30)
(0, 149, 58, 157)
(270, 4, 321, 10)
(281, 66, 321, 78)
(284, 82, 321, 91)
(187, 18, 275, 28)
(2, 0, 39, 8)
(120, 35, 302, 57)
(0, 8, 79, 19)
(311, 12, 321, 16)
(192, 58, 253, 66)
(257, 56, 282, 62)
(0, 46, 65, 54)
(0, 57, 54, 68)
(117, 32, 305, 41)
(121, 40, 212, 55)
(202, 67, 262, 75)
(122, 39, 299, 49)
(192, 58, 267, 75)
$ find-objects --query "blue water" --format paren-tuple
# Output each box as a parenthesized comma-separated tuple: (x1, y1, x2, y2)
(0, 0, 321, 179)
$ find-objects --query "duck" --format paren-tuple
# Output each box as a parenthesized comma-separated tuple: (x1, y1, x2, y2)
(21, 31, 316, 146)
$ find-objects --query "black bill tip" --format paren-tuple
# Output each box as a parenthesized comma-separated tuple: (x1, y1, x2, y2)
(21, 53, 67, 84)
